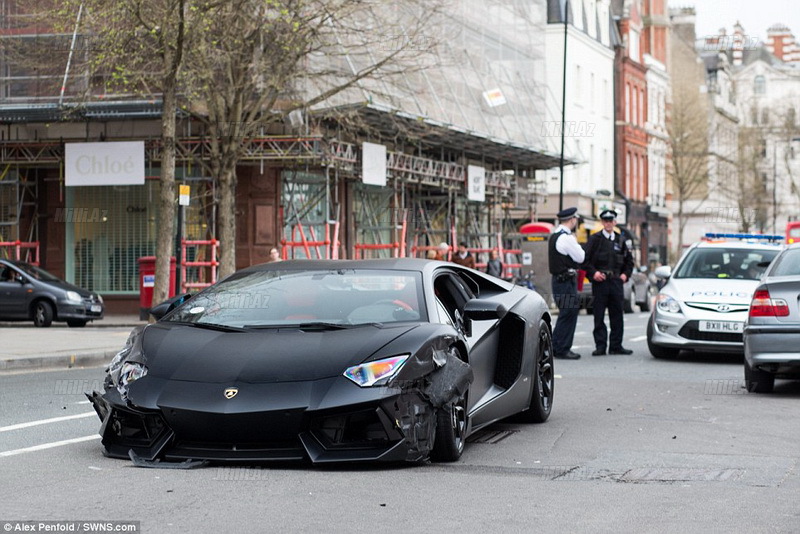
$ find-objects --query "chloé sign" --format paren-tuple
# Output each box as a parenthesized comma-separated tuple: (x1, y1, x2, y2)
(65, 141, 145, 186)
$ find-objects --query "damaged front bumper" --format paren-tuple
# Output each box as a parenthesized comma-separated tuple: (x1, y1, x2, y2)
(86, 352, 472, 465)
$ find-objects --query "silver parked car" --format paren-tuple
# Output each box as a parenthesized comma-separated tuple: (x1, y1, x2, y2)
(647, 235, 782, 358)
(744, 243, 800, 393)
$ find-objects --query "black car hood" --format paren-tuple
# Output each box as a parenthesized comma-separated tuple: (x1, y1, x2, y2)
(140, 322, 418, 383)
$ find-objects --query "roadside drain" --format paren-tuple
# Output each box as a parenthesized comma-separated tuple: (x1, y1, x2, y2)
(466, 429, 519, 444)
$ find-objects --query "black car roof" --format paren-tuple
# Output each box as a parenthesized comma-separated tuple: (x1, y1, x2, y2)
(238, 258, 450, 275)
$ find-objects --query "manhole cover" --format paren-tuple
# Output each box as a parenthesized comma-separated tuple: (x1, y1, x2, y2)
(620, 468, 746, 483)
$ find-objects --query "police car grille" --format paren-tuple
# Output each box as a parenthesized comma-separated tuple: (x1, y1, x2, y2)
(678, 321, 742, 343)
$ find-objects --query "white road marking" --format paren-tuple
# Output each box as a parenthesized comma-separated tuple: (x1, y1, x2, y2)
(0, 434, 100, 458)
(630, 335, 647, 342)
(0, 412, 96, 433)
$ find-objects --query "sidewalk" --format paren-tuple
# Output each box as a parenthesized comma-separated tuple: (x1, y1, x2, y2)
(0, 315, 147, 372)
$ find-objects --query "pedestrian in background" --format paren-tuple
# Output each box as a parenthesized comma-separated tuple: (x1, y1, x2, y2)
(486, 249, 503, 278)
(435, 242, 450, 261)
(451, 241, 475, 269)
(268, 247, 282, 262)
(582, 209, 634, 356)
(548, 207, 585, 360)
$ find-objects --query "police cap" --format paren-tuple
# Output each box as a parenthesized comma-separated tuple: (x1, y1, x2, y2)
(557, 207, 578, 220)
(599, 209, 617, 220)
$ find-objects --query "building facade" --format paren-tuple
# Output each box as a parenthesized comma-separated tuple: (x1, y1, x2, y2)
(0, 1, 564, 313)
(613, 0, 650, 265)
(641, 0, 670, 266)
(538, 0, 618, 232)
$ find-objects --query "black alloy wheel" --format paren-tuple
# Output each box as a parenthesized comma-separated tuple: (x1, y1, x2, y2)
(519, 319, 554, 423)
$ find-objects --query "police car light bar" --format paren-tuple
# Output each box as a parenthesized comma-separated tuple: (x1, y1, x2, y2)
(704, 233, 784, 242)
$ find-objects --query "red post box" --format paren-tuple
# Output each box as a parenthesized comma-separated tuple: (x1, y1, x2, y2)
(138, 256, 176, 319)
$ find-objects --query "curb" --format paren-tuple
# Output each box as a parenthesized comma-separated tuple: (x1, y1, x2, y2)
(0, 350, 117, 372)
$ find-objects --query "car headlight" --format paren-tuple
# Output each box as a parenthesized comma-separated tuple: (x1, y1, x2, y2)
(657, 294, 681, 313)
(66, 291, 82, 303)
(118, 362, 148, 389)
(108, 326, 147, 399)
(344, 355, 409, 387)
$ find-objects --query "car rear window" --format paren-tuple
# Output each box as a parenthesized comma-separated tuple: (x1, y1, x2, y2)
(768, 249, 800, 276)
(673, 247, 779, 280)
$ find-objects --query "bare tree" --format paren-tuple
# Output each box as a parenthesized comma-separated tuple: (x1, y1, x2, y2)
(37, 0, 193, 305)
(182, 0, 443, 276)
(667, 78, 709, 255)
(736, 115, 771, 233)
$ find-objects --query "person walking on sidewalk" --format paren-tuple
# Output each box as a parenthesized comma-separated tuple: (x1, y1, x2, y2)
(548, 207, 585, 360)
(486, 249, 504, 278)
(451, 242, 475, 269)
(582, 209, 635, 356)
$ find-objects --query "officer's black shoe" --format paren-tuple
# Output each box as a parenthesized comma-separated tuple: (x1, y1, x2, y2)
(591, 348, 606, 356)
(554, 351, 581, 360)
(609, 347, 633, 355)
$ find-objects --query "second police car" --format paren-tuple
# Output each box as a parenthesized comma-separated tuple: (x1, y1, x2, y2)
(647, 233, 782, 358)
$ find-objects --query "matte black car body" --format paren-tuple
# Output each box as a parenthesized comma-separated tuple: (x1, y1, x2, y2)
(87, 259, 554, 464)
(0, 259, 104, 327)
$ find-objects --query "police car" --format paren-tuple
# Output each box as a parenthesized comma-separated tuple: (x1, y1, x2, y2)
(647, 233, 783, 358)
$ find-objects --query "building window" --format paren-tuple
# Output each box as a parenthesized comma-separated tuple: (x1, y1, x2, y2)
(754, 75, 766, 95)
(624, 84, 629, 123)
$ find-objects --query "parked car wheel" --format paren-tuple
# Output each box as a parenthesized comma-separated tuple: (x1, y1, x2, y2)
(518, 320, 554, 423)
(744, 360, 774, 393)
(67, 319, 87, 328)
(431, 384, 468, 462)
(639, 290, 651, 312)
(623, 287, 635, 314)
(32, 300, 53, 327)
(647, 318, 679, 359)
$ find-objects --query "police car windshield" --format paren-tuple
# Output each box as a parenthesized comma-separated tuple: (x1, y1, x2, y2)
(673, 248, 778, 280)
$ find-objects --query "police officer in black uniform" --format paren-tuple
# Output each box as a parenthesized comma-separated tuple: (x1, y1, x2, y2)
(582, 209, 635, 356)
(548, 207, 585, 359)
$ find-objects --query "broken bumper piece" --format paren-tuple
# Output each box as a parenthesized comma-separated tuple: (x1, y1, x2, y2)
(86, 385, 438, 464)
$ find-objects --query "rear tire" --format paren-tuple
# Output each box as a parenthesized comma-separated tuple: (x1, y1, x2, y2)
(624, 287, 634, 314)
(639, 292, 651, 312)
(745, 360, 774, 393)
(518, 320, 554, 423)
(32, 300, 53, 328)
(647, 318, 679, 359)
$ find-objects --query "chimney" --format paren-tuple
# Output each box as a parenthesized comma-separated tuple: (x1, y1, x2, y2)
(732, 21, 744, 66)
(768, 24, 800, 64)
(669, 7, 696, 45)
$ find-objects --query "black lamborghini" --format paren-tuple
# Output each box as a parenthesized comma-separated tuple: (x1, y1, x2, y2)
(87, 259, 554, 464)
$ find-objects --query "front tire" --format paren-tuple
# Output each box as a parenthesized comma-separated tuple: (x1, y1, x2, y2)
(647, 318, 679, 359)
(431, 388, 468, 462)
(32, 300, 54, 327)
(745, 360, 774, 393)
(518, 319, 554, 423)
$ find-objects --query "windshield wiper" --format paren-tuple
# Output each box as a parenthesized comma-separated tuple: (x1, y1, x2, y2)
(169, 321, 245, 332)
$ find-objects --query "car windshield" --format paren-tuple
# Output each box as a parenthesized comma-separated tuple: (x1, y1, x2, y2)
(165, 268, 426, 328)
(673, 248, 778, 280)
(12, 262, 61, 282)
(768, 249, 800, 276)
